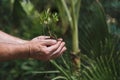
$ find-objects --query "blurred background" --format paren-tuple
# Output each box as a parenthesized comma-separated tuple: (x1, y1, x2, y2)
(0, 0, 120, 80)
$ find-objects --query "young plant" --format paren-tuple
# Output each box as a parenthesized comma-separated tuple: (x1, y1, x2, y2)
(55, 0, 81, 75)
(39, 8, 75, 80)
(39, 8, 59, 39)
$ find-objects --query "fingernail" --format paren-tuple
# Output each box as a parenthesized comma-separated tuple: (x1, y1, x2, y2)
(65, 47, 67, 50)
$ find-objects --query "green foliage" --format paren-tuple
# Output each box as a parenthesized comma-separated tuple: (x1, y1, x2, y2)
(79, 1, 120, 80)
(39, 8, 59, 38)
(82, 56, 120, 80)
(0, 0, 120, 80)
(39, 8, 58, 25)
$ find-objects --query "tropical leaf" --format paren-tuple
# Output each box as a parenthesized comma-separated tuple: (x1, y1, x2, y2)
(82, 55, 120, 80)
(79, 1, 120, 80)
(79, 0, 113, 57)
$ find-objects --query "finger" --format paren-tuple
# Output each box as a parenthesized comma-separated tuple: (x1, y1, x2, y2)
(47, 41, 62, 54)
(50, 42, 65, 56)
(38, 36, 50, 39)
(51, 47, 67, 59)
(32, 36, 51, 42)
(32, 36, 50, 41)
(41, 39, 57, 46)
(57, 38, 63, 41)
(57, 47, 67, 57)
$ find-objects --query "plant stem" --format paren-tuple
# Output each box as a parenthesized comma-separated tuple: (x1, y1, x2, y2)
(58, 0, 81, 75)
(61, 0, 73, 28)
(70, 0, 81, 70)
(50, 60, 72, 80)
(72, 26, 80, 54)
(71, 0, 80, 54)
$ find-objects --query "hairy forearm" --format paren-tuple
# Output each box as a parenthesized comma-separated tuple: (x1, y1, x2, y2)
(0, 30, 28, 44)
(0, 42, 29, 61)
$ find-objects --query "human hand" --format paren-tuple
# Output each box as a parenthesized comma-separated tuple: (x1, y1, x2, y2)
(28, 36, 66, 61)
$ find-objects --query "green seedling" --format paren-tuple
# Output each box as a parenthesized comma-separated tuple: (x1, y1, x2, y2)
(39, 8, 59, 40)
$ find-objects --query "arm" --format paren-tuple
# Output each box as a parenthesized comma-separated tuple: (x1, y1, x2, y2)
(0, 30, 28, 44)
(0, 42, 29, 61)
(0, 30, 66, 61)
(0, 39, 66, 62)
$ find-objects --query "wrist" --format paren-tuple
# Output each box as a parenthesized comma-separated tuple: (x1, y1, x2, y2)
(24, 41, 32, 58)
(10, 43, 30, 59)
(22, 42, 30, 59)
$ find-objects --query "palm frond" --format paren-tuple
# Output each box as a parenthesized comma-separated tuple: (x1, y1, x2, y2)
(79, 1, 120, 80)
(82, 55, 120, 80)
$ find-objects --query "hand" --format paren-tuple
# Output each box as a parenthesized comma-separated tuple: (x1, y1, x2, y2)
(28, 36, 67, 60)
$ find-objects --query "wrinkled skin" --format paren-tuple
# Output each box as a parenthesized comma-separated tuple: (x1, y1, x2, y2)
(0, 31, 67, 61)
